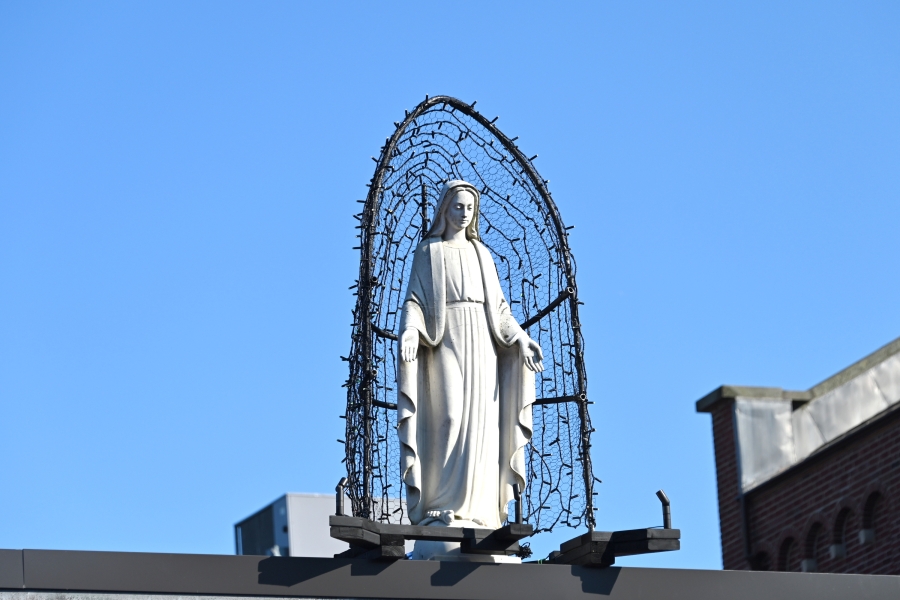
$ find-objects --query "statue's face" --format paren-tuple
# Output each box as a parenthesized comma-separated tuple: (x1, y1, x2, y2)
(446, 190, 476, 232)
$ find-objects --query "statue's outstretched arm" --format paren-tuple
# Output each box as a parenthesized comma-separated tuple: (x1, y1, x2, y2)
(400, 298, 426, 362)
(495, 296, 544, 372)
(517, 336, 545, 372)
(401, 323, 419, 362)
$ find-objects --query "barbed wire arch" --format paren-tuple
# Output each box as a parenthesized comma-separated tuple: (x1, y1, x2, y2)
(342, 95, 596, 534)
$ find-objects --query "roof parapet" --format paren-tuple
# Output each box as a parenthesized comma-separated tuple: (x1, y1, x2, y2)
(696, 386, 809, 413)
(696, 335, 900, 413)
(695, 335, 900, 493)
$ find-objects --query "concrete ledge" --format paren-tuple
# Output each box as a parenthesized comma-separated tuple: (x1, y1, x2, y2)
(2, 549, 900, 599)
(695, 386, 811, 413)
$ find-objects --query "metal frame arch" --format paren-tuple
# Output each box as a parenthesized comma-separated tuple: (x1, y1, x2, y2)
(346, 95, 596, 531)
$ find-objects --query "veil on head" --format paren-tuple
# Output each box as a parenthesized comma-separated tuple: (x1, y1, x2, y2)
(424, 180, 481, 240)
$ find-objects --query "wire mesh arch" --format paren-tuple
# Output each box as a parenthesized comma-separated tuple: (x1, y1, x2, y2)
(343, 95, 596, 534)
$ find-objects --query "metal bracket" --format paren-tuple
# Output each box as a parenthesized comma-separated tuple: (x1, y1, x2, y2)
(335, 477, 348, 516)
(656, 489, 671, 529)
(548, 528, 681, 567)
(548, 490, 680, 567)
(513, 483, 523, 525)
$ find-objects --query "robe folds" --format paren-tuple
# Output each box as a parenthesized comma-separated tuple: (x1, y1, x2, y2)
(398, 237, 535, 528)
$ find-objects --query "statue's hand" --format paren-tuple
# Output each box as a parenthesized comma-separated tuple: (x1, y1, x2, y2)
(401, 328, 419, 362)
(517, 336, 545, 372)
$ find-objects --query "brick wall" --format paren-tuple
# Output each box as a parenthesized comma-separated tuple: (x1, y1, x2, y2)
(711, 403, 900, 574)
(708, 399, 748, 570)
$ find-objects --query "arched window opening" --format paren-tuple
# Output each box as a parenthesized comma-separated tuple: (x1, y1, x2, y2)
(802, 523, 824, 572)
(830, 508, 851, 559)
(778, 537, 800, 572)
(860, 492, 883, 545)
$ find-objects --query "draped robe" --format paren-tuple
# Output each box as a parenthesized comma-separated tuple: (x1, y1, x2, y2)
(398, 237, 535, 529)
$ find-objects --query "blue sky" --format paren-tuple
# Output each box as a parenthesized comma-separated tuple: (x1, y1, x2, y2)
(1, 1, 898, 568)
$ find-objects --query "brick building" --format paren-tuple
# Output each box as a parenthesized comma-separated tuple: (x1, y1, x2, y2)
(697, 336, 900, 574)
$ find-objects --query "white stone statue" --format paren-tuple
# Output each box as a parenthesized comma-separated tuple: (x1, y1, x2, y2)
(397, 180, 544, 557)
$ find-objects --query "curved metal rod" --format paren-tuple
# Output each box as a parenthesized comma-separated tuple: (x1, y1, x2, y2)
(356, 95, 596, 530)
(533, 393, 585, 406)
(521, 287, 574, 331)
(375, 396, 581, 409)
(372, 323, 398, 341)
(372, 286, 576, 341)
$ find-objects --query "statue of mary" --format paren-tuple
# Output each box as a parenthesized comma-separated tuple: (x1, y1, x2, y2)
(397, 180, 545, 548)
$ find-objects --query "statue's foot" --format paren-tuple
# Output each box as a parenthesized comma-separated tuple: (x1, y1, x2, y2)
(424, 509, 455, 525)
(420, 510, 489, 528)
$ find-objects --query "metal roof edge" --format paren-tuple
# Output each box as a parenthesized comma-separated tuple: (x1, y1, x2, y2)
(809, 335, 900, 399)
(5, 549, 900, 599)
(744, 400, 900, 497)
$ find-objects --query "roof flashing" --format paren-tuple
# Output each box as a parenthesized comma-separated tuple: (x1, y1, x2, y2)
(697, 335, 900, 492)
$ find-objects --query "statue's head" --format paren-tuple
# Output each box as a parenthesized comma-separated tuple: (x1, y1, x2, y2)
(426, 180, 481, 240)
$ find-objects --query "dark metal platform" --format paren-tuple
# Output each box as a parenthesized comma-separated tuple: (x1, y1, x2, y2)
(329, 515, 533, 559)
(3, 548, 900, 600)
(548, 528, 682, 567)
(328, 515, 679, 566)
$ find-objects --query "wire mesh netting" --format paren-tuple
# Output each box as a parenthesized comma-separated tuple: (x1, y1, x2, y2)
(343, 96, 596, 534)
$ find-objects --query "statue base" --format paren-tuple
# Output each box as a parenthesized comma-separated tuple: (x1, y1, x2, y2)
(410, 519, 521, 562)
(330, 515, 531, 561)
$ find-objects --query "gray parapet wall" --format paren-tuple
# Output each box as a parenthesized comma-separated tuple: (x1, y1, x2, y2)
(1, 595, 354, 600)
(2, 549, 899, 600)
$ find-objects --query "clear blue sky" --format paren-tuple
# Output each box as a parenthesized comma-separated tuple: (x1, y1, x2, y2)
(2, 1, 898, 569)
